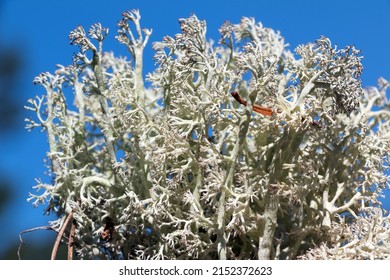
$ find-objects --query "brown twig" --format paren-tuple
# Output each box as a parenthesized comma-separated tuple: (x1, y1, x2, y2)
(51, 210, 74, 260)
(230, 91, 322, 128)
(67, 220, 76, 260)
(18, 225, 54, 260)
(231, 91, 273, 116)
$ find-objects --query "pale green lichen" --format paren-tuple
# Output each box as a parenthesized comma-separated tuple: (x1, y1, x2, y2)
(25, 10, 390, 260)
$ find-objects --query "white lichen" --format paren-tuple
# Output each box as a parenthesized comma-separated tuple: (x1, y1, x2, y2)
(25, 10, 390, 260)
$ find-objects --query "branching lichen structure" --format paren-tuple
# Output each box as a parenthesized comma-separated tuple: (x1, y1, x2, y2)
(25, 10, 390, 259)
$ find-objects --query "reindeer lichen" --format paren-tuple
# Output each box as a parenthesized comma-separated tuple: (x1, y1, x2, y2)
(24, 10, 390, 260)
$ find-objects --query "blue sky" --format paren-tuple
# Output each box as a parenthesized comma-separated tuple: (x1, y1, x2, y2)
(0, 0, 389, 258)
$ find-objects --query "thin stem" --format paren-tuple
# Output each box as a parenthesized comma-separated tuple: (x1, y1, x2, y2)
(91, 49, 118, 167)
(18, 225, 54, 260)
(231, 91, 273, 116)
(216, 190, 227, 260)
(51, 210, 74, 260)
(68, 220, 76, 260)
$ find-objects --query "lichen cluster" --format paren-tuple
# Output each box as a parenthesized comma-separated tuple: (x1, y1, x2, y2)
(25, 10, 390, 259)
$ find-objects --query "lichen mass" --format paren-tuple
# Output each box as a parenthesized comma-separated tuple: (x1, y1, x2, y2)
(25, 9, 390, 260)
